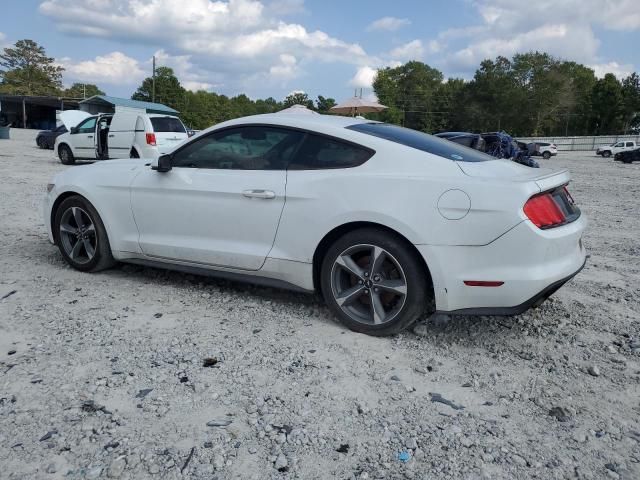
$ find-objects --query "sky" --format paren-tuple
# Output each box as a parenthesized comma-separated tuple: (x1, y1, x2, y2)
(1, 0, 639, 102)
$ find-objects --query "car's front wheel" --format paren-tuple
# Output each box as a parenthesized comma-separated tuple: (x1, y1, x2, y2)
(53, 196, 116, 272)
(58, 144, 75, 165)
(602, 150, 612, 158)
(321, 228, 431, 336)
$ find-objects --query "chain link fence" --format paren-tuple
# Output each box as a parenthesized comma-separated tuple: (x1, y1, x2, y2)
(516, 135, 640, 152)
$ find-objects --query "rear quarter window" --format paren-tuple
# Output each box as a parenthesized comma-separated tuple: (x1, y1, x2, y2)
(346, 123, 492, 162)
(150, 117, 186, 133)
(288, 134, 373, 170)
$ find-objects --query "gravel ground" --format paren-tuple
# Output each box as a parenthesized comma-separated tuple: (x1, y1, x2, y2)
(1, 129, 639, 480)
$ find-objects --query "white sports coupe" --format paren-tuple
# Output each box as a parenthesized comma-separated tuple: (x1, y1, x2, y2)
(43, 114, 587, 335)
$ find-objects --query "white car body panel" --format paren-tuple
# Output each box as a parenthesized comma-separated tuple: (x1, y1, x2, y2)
(44, 113, 587, 313)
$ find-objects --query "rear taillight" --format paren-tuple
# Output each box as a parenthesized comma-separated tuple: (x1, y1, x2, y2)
(524, 193, 566, 228)
(146, 133, 157, 146)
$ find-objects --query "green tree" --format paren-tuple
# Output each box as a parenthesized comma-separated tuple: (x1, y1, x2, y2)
(621, 72, 640, 134)
(315, 95, 336, 113)
(63, 82, 105, 98)
(283, 91, 314, 110)
(0, 39, 64, 95)
(591, 73, 624, 134)
(132, 66, 186, 111)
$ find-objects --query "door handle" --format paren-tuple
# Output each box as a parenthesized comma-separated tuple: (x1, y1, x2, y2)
(242, 189, 276, 199)
(87, 135, 93, 138)
(108, 134, 114, 138)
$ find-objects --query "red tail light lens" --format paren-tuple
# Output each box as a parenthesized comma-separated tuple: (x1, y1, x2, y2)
(146, 133, 157, 146)
(524, 193, 566, 228)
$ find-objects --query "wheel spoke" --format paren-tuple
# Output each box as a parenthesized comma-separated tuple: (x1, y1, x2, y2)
(60, 222, 77, 235)
(72, 207, 84, 228)
(370, 291, 386, 324)
(370, 246, 386, 275)
(83, 239, 95, 259)
(85, 223, 96, 235)
(335, 284, 365, 307)
(69, 239, 83, 259)
(335, 254, 364, 279)
(377, 279, 407, 296)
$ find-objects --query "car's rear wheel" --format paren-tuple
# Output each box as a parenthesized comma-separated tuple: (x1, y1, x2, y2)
(53, 196, 116, 272)
(602, 150, 611, 158)
(542, 151, 551, 159)
(321, 228, 430, 336)
(59, 144, 75, 165)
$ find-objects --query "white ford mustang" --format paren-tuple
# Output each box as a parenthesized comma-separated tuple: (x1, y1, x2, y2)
(43, 114, 586, 336)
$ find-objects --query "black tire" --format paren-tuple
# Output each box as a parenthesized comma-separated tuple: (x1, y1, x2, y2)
(623, 159, 632, 164)
(37, 137, 45, 149)
(320, 228, 431, 336)
(542, 151, 551, 159)
(53, 195, 116, 272)
(58, 144, 75, 165)
(130, 148, 139, 158)
(602, 150, 611, 158)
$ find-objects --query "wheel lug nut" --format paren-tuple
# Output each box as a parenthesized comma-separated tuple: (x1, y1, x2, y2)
(364, 272, 369, 277)
(358, 280, 363, 285)
(374, 287, 379, 293)
(364, 289, 369, 294)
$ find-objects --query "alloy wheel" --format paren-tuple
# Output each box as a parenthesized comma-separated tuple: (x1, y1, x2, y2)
(59, 207, 97, 264)
(330, 244, 407, 325)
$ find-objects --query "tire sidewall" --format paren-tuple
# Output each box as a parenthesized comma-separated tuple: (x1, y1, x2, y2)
(59, 145, 75, 165)
(53, 196, 111, 272)
(603, 151, 611, 158)
(320, 228, 429, 336)
(542, 151, 551, 159)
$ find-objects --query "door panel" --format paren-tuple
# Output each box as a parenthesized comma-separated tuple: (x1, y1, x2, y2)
(71, 117, 97, 158)
(130, 168, 286, 270)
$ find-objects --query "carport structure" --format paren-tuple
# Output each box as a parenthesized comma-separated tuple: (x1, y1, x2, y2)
(0, 95, 81, 130)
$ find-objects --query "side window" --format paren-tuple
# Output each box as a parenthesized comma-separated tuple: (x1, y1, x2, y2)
(289, 134, 374, 170)
(171, 126, 303, 170)
(76, 117, 97, 134)
(626, 142, 634, 147)
(614, 142, 624, 147)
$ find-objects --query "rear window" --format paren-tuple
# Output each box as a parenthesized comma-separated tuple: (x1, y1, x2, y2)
(346, 123, 491, 162)
(150, 117, 185, 133)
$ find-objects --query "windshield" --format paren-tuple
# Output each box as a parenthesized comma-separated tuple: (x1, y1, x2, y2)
(150, 117, 186, 133)
(346, 123, 492, 162)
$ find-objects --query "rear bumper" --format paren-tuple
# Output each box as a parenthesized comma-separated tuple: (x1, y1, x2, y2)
(417, 214, 587, 314)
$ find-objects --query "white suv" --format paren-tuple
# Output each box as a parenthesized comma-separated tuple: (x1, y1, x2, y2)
(55, 110, 189, 164)
(596, 141, 637, 158)
(533, 142, 558, 159)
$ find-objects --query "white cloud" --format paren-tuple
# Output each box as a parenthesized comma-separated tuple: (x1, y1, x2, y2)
(59, 51, 145, 85)
(438, 0, 638, 76)
(389, 40, 424, 61)
(39, 0, 371, 93)
(367, 16, 411, 32)
(349, 66, 377, 88)
(589, 61, 634, 79)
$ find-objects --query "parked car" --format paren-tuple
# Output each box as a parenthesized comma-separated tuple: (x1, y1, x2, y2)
(36, 124, 67, 149)
(54, 110, 189, 164)
(614, 147, 640, 163)
(531, 142, 558, 159)
(596, 141, 637, 157)
(435, 131, 539, 167)
(44, 114, 586, 336)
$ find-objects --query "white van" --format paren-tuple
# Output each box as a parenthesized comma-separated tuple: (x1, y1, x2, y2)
(54, 110, 189, 164)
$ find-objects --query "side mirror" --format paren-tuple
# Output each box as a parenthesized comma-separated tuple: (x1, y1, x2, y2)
(152, 154, 172, 172)
(70, 126, 78, 134)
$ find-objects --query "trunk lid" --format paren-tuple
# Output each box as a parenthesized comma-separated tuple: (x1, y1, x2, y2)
(456, 159, 570, 192)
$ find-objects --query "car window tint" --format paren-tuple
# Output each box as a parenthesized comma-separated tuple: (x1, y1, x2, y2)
(77, 117, 96, 133)
(171, 126, 303, 170)
(347, 123, 492, 162)
(151, 117, 186, 133)
(626, 142, 634, 147)
(615, 142, 624, 147)
(288, 134, 373, 170)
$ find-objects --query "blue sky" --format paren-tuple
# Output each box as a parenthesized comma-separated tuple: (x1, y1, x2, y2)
(2, 0, 639, 102)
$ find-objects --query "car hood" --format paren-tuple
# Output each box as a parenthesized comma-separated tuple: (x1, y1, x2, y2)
(456, 159, 570, 192)
(58, 111, 92, 130)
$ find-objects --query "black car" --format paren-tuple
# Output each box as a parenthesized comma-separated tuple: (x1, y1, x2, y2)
(36, 125, 67, 149)
(614, 148, 640, 163)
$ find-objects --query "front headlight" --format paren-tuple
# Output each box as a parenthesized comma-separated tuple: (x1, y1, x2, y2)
(47, 183, 55, 193)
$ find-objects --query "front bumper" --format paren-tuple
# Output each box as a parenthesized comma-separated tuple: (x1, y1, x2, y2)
(43, 193, 55, 244)
(416, 214, 587, 314)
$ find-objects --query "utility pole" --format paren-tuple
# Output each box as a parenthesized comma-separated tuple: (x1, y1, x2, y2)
(152, 55, 156, 103)
(83, 83, 86, 99)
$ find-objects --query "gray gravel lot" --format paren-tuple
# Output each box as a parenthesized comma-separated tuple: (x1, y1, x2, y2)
(1, 129, 639, 479)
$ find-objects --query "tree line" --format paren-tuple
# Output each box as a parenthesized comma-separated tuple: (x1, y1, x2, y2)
(2, 39, 639, 135)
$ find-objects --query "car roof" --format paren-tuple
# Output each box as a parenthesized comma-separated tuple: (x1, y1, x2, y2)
(201, 113, 374, 137)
